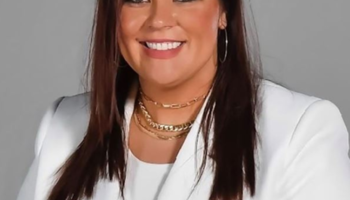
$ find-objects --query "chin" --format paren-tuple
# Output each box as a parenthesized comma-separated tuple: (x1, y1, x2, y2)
(136, 61, 191, 88)
(143, 70, 185, 88)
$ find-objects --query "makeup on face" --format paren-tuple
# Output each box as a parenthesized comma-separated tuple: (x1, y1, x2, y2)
(118, 0, 223, 85)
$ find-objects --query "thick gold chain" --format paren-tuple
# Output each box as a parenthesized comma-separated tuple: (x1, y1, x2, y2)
(139, 89, 207, 109)
(138, 98, 194, 132)
(133, 111, 189, 140)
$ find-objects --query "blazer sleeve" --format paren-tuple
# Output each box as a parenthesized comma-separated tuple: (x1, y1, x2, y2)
(281, 100, 350, 200)
(17, 96, 65, 200)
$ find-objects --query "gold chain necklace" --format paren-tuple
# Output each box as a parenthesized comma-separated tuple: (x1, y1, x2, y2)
(133, 111, 189, 140)
(139, 89, 207, 109)
(138, 98, 194, 132)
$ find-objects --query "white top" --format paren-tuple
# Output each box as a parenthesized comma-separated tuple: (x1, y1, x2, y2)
(17, 80, 350, 200)
(126, 149, 173, 200)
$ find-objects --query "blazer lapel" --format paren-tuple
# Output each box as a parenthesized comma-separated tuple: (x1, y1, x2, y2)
(123, 81, 215, 200)
(157, 92, 215, 200)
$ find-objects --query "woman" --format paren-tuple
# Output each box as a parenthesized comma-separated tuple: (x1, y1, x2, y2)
(18, 0, 350, 199)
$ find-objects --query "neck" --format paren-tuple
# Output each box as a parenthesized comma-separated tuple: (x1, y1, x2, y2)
(136, 64, 216, 125)
(138, 67, 216, 105)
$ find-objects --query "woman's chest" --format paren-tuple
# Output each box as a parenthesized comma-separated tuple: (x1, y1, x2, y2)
(90, 159, 257, 200)
(91, 172, 255, 200)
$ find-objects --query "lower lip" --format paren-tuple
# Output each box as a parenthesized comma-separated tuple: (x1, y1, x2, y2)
(142, 43, 184, 59)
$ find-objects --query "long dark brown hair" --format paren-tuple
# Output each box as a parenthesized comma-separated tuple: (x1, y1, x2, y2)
(48, 0, 263, 199)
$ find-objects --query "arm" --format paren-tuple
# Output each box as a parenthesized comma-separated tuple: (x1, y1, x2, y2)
(282, 100, 350, 199)
(17, 97, 65, 200)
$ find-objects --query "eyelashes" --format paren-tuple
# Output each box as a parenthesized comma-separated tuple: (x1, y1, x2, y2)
(124, 0, 148, 4)
(124, 0, 196, 4)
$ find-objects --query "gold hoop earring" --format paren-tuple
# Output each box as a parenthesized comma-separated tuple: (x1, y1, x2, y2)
(219, 28, 228, 64)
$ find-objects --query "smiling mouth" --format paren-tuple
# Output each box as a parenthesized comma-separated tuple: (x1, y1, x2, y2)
(139, 41, 186, 51)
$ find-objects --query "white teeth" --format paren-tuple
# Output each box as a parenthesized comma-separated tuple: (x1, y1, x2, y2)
(145, 42, 182, 50)
(161, 43, 167, 50)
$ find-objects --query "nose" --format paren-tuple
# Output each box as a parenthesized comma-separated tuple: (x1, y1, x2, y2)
(147, 0, 176, 30)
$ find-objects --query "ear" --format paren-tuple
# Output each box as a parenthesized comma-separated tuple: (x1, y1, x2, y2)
(219, 12, 227, 29)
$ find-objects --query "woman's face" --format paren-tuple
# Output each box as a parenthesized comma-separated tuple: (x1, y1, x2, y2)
(118, 0, 226, 87)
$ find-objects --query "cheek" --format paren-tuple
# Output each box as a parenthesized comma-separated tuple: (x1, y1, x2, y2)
(119, 8, 144, 38)
(189, 8, 220, 33)
(177, 5, 220, 51)
(117, 7, 146, 65)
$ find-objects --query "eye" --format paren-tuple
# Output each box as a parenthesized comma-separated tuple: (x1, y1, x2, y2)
(174, 0, 196, 2)
(124, 0, 149, 4)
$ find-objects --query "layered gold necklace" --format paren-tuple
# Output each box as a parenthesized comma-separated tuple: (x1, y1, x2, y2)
(140, 90, 207, 109)
(133, 88, 207, 141)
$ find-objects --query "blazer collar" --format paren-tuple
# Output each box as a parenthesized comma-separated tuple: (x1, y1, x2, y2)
(123, 80, 215, 199)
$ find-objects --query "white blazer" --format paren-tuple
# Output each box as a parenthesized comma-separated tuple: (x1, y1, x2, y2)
(17, 80, 350, 200)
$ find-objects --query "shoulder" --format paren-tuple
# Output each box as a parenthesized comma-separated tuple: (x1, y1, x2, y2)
(260, 79, 321, 110)
(257, 80, 350, 199)
(257, 80, 348, 172)
(258, 79, 346, 150)
(257, 79, 348, 164)
(258, 79, 342, 130)
(259, 79, 344, 130)
(35, 92, 90, 157)
(53, 92, 90, 117)
(20, 93, 91, 200)
(259, 79, 321, 142)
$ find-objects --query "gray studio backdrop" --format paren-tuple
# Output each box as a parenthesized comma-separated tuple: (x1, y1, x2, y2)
(0, 0, 349, 199)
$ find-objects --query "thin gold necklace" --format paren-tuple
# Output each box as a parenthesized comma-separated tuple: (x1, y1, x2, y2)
(138, 98, 194, 132)
(133, 110, 189, 140)
(139, 89, 207, 109)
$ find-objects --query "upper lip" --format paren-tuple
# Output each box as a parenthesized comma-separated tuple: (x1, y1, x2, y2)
(138, 39, 186, 43)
